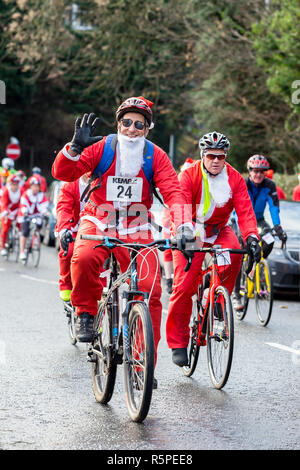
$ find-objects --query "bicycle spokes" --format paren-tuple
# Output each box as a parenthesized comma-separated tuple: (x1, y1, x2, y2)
(207, 286, 234, 389)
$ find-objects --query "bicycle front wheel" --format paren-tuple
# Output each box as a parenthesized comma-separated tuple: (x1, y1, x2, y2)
(255, 259, 273, 327)
(182, 294, 201, 377)
(235, 260, 249, 321)
(91, 301, 117, 404)
(207, 286, 234, 389)
(124, 302, 154, 423)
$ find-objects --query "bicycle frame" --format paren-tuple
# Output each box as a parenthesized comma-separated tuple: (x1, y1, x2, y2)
(93, 238, 152, 365)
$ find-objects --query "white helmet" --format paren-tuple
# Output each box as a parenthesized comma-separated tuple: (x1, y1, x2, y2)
(2, 158, 15, 170)
(198, 131, 230, 157)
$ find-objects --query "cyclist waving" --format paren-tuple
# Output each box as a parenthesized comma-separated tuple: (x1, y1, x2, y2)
(52, 97, 191, 376)
(166, 131, 261, 367)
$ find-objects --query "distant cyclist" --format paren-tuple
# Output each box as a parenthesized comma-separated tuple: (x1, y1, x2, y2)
(232, 154, 287, 310)
(18, 175, 49, 261)
(0, 174, 21, 257)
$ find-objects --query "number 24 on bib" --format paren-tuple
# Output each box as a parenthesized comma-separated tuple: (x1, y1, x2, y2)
(106, 176, 143, 202)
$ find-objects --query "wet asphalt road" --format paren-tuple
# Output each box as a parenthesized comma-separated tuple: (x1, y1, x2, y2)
(0, 245, 299, 450)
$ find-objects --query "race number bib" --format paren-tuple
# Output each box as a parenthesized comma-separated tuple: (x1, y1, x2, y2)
(106, 176, 143, 203)
(262, 232, 275, 245)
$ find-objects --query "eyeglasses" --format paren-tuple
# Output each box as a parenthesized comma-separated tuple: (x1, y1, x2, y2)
(250, 169, 265, 174)
(204, 153, 226, 161)
(120, 119, 147, 130)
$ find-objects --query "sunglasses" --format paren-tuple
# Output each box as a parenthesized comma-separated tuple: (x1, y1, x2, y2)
(250, 169, 265, 174)
(120, 119, 147, 130)
(204, 153, 227, 161)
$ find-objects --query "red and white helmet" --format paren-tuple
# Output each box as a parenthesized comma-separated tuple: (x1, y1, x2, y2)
(7, 174, 20, 184)
(28, 175, 42, 186)
(247, 155, 270, 171)
(116, 96, 154, 127)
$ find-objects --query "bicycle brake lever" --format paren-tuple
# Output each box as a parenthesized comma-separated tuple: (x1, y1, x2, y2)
(184, 256, 192, 272)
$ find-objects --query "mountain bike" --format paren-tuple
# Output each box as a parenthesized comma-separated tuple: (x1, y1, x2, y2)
(23, 217, 42, 267)
(180, 245, 250, 389)
(80, 234, 167, 423)
(235, 231, 284, 327)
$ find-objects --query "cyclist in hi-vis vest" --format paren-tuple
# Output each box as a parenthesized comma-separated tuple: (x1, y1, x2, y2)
(166, 131, 261, 368)
(52, 97, 192, 378)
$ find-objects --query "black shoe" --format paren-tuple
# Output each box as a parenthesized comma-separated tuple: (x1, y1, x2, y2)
(172, 348, 188, 367)
(166, 278, 173, 294)
(76, 312, 95, 342)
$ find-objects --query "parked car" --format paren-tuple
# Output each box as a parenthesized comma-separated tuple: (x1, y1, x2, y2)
(41, 180, 63, 247)
(265, 200, 300, 294)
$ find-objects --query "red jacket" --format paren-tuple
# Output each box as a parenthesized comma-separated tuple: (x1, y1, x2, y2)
(292, 185, 300, 202)
(179, 160, 259, 243)
(52, 137, 189, 232)
(1, 186, 21, 220)
(56, 179, 85, 236)
(18, 189, 48, 220)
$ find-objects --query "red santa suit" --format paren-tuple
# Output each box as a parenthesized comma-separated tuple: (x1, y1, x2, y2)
(166, 160, 259, 349)
(56, 177, 88, 292)
(52, 136, 189, 364)
(0, 185, 21, 249)
(18, 188, 49, 222)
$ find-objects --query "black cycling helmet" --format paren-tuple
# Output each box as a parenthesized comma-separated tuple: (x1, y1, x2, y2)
(199, 131, 230, 157)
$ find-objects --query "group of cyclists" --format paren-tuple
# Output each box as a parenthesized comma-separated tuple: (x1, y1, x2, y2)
(1, 96, 290, 386)
(51, 95, 289, 381)
(0, 159, 48, 261)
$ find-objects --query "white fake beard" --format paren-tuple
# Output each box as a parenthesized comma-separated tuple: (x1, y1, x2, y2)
(118, 132, 145, 177)
(207, 167, 232, 207)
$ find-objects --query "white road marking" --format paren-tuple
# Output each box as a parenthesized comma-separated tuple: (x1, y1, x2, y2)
(20, 274, 58, 286)
(266, 342, 300, 356)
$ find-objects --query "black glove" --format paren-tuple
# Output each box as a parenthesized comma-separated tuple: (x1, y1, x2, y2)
(274, 224, 287, 243)
(60, 229, 74, 252)
(70, 113, 103, 154)
(176, 225, 195, 256)
(246, 235, 261, 263)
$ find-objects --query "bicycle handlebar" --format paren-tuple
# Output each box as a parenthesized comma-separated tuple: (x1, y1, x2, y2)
(80, 234, 251, 272)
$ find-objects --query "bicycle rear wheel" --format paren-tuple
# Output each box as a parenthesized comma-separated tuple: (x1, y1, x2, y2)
(64, 302, 77, 346)
(13, 226, 20, 263)
(207, 286, 234, 389)
(91, 301, 117, 404)
(182, 294, 201, 377)
(124, 302, 154, 423)
(255, 259, 273, 327)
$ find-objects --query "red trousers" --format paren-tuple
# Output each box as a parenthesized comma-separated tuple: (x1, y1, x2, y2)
(71, 220, 162, 364)
(166, 226, 242, 349)
(0, 218, 12, 248)
(58, 242, 74, 291)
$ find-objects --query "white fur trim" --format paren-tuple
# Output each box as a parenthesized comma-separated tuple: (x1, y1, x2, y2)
(62, 143, 81, 161)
